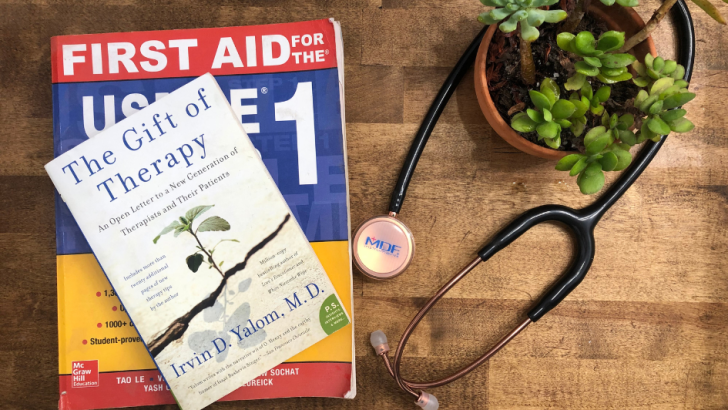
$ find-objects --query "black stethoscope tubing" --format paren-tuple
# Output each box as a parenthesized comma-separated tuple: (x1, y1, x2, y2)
(388, 1, 694, 322)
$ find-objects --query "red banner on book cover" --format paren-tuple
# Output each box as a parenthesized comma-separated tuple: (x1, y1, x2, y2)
(51, 19, 338, 83)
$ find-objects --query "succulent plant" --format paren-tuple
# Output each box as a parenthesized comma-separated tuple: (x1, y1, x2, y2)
(574, 82, 612, 117)
(632, 54, 686, 87)
(601, 110, 637, 146)
(557, 31, 636, 90)
(634, 76, 695, 142)
(511, 79, 579, 149)
(554, 123, 634, 194)
(478, 0, 567, 41)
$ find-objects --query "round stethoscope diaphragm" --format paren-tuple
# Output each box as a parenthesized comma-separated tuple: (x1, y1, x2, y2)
(352, 214, 415, 280)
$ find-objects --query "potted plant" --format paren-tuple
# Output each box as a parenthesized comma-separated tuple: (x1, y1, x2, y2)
(473, 0, 723, 193)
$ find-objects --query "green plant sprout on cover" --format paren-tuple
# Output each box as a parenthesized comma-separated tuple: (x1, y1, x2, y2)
(634, 76, 695, 142)
(478, 0, 567, 84)
(557, 31, 636, 90)
(511, 79, 579, 149)
(153, 205, 238, 278)
(632, 54, 686, 87)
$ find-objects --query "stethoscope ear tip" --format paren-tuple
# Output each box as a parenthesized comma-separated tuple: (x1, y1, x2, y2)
(370, 330, 390, 355)
(416, 392, 439, 410)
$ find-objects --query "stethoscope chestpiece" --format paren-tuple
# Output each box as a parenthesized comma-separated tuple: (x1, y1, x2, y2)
(352, 213, 415, 280)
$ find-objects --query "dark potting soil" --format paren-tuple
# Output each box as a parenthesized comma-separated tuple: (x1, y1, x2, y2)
(486, 12, 642, 152)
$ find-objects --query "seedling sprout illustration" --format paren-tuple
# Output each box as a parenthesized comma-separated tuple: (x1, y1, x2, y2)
(154, 205, 238, 278)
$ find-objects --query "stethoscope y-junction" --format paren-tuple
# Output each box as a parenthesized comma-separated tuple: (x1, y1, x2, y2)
(352, 2, 695, 408)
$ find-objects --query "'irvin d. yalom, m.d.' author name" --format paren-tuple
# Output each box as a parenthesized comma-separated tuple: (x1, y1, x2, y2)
(169, 282, 323, 379)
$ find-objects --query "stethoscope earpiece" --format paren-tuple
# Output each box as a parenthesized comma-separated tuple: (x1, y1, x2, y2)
(352, 213, 415, 280)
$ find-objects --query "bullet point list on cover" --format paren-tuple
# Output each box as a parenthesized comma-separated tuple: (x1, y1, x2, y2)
(112, 306, 117, 311)
(97, 323, 102, 328)
(96, 291, 101, 297)
(82, 340, 87, 345)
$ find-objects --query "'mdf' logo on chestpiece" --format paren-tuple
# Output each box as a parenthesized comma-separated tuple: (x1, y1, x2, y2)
(364, 237, 401, 258)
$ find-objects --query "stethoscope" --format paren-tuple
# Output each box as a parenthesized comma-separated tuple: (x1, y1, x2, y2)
(352, 2, 695, 408)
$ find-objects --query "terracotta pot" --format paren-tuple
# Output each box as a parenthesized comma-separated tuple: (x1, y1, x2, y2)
(474, 3, 658, 160)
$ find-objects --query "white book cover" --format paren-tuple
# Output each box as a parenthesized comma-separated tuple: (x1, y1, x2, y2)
(45, 73, 351, 410)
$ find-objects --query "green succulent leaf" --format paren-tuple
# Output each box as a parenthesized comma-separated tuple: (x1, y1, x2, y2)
(572, 99, 589, 118)
(571, 117, 586, 136)
(537, 121, 560, 139)
(600, 0, 617, 5)
(557, 32, 576, 53)
(596, 31, 625, 52)
(633, 76, 650, 87)
(672, 65, 686, 80)
(584, 126, 607, 146)
(619, 130, 637, 146)
(596, 72, 633, 84)
(662, 92, 696, 109)
(530, 90, 553, 110)
(541, 78, 561, 100)
(584, 161, 603, 176)
(583, 56, 602, 67)
(599, 53, 637, 68)
(586, 132, 611, 155)
(653, 56, 665, 72)
(577, 169, 605, 194)
(612, 148, 632, 171)
(552, 99, 577, 120)
(543, 108, 553, 122)
(526, 108, 544, 123)
(648, 100, 664, 115)
(556, 154, 583, 171)
(669, 118, 695, 133)
(618, 113, 635, 129)
(633, 60, 647, 77)
(566, 73, 587, 91)
(570, 156, 588, 176)
(556, 119, 573, 128)
(650, 77, 675, 95)
(648, 116, 672, 135)
(599, 151, 619, 171)
(600, 66, 627, 77)
(595, 86, 611, 102)
(542, 9, 568, 23)
(660, 109, 687, 122)
(616, 0, 639, 7)
(520, 19, 540, 42)
(512, 112, 538, 132)
(544, 135, 561, 149)
(574, 31, 599, 56)
(639, 94, 660, 112)
(575, 61, 600, 76)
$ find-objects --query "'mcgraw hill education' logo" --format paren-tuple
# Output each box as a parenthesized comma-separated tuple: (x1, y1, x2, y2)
(364, 236, 401, 258)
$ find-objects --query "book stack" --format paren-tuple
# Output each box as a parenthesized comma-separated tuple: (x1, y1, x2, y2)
(50, 19, 354, 410)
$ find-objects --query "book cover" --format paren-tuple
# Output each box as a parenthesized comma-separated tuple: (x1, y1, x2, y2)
(51, 19, 354, 410)
(47, 73, 351, 410)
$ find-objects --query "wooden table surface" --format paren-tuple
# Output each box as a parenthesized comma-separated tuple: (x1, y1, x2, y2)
(1, 0, 727, 409)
